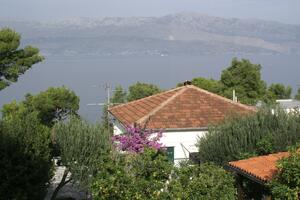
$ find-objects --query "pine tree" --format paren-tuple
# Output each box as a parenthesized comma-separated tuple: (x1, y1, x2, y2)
(0, 28, 44, 90)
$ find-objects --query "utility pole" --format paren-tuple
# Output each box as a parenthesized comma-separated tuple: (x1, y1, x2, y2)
(104, 83, 111, 109)
(87, 83, 121, 132)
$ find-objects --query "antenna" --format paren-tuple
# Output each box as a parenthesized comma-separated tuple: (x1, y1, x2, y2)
(87, 83, 122, 130)
(232, 90, 238, 103)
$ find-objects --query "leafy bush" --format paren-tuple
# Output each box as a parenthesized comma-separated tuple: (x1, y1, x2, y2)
(167, 163, 236, 199)
(51, 117, 112, 199)
(91, 148, 172, 200)
(198, 107, 300, 165)
(0, 111, 52, 199)
(269, 147, 300, 200)
(2, 86, 79, 127)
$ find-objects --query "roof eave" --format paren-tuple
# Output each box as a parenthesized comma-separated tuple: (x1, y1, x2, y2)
(225, 164, 267, 185)
(158, 127, 208, 132)
(108, 114, 208, 132)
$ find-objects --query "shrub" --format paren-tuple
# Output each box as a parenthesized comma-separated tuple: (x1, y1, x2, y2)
(0, 111, 52, 199)
(167, 163, 236, 199)
(198, 107, 300, 165)
(112, 126, 163, 153)
(269, 146, 300, 200)
(51, 117, 112, 199)
(91, 148, 172, 200)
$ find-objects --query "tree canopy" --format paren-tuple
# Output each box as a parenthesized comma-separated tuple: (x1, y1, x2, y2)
(0, 28, 44, 90)
(191, 77, 223, 94)
(267, 83, 292, 100)
(2, 86, 79, 126)
(111, 85, 127, 104)
(295, 87, 300, 100)
(0, 111, 52, 199)
(220, 58, 267, 105)
(127, 82, 161, 101)
(181, 58, 283, 105)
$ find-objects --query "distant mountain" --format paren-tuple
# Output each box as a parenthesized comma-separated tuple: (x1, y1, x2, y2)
(1, 13, 300, 57)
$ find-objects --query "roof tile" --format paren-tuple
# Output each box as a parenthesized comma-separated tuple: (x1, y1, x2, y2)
(109, 85, 256, 129)
(228, 152, 290, 182)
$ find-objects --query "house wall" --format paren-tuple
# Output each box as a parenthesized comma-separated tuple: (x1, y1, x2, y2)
(160, 130, 207, 165)
(111, 116, 206, 165)
(112, 119, 126, 135)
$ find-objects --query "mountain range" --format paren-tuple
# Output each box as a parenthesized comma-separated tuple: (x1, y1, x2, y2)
(1, 13, 300, 57)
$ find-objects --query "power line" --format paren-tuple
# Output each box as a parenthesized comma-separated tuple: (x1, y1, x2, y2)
(87, 83, 122, 130)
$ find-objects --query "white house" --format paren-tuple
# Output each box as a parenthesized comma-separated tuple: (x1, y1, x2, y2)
(276, 99, 300, 113)
(108, 84, 255, 164)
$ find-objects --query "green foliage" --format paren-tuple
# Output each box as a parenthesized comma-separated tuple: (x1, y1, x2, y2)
(269, 147, 300, 200)
(91, 148, 236, 199)
(91, 154, 132, 200)
(220, 58, 267, 105)
(167, 163, 236, 199)
(0, 28, 44, 90)
(268, 83, 292, 100)
(127, 82, 161, 101)
(2, 86, 79, 126)
(54, 116, 112, 188)
(184, 58, 273, 104)
(111, 85, 127, 104)
(191, 77, 223, 94)
(198, 107, 300, 165)
(0, 111, 52, 199)
(295, 87, 300, 100)
(91, 148, 172, 200)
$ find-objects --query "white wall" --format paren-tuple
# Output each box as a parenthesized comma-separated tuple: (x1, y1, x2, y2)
(112, 119, 126, 135)
(111, 116, 206, 164)
(160, 131, 206, 164)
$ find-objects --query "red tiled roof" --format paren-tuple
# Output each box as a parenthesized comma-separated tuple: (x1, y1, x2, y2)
(108, 85, 256, 129)
(228, 152, 290, 182)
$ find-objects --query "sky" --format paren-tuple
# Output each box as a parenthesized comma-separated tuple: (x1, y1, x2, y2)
(0, 0, 299, 24)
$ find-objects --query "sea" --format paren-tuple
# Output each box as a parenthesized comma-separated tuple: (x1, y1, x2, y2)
(0, 54, 299, 122)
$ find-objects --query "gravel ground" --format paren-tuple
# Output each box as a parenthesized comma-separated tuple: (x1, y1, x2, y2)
(45, 165, 89, 200)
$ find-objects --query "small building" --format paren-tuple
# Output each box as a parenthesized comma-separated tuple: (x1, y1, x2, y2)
(226, 152, 290, 200)
(276, 99, 300, 113)
(108, 84, 255, 164)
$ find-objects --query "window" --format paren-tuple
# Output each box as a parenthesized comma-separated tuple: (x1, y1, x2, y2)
(166, 147, 174, 163)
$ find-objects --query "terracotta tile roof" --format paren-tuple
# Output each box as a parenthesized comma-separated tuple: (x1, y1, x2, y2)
(228, 152, 290, 182)
(108, 85, 256, 130)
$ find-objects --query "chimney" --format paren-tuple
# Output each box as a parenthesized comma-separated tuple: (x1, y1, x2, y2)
(183, 80, 192, 86)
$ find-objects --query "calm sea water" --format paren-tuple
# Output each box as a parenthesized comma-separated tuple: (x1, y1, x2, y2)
(0, 54, 299, 122)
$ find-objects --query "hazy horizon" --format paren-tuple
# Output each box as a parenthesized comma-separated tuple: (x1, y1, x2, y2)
(1, 0, 299, 24)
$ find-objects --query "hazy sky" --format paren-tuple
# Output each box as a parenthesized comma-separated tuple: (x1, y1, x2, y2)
(1, 0, 299, 24)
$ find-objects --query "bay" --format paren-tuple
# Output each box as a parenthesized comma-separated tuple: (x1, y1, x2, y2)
(0, 54, 299, 122)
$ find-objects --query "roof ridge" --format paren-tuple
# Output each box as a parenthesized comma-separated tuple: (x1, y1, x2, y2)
(186, 85, 257, 112)
(136, 87, 188, 124)
(108, 86, 186, 111)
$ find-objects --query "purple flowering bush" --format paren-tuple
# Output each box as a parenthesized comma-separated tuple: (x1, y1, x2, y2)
(112, 126, 164, 153)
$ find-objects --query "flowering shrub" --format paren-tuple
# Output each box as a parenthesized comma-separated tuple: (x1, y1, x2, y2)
(112, 126, 164, 153)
